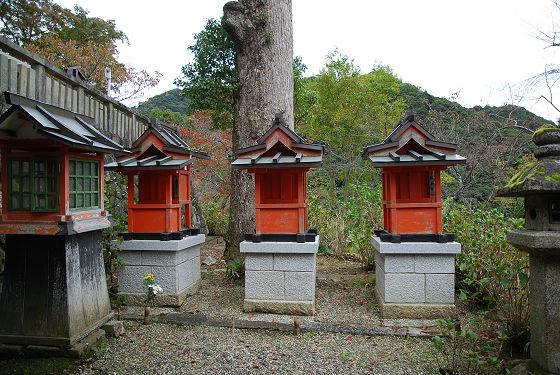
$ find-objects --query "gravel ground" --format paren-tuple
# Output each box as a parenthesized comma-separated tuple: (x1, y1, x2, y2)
(77, 320, 438, 375)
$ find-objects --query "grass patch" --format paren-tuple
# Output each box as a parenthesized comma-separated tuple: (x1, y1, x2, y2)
(350, 274, 376, 287)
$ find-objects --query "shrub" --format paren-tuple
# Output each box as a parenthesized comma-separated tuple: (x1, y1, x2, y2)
(203, 200, 229, 237)
(307, 182, 382, 269)
(432, 317, 502, 375)
(444, 203, 529, 349)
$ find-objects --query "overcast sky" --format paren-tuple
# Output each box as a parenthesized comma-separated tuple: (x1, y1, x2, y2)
(58, 0, 560, 121)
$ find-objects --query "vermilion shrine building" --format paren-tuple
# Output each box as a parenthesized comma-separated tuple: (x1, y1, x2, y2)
(363, 111, 465, 318)
(233, 115, 323, 315)
(106, 122, 209, 306)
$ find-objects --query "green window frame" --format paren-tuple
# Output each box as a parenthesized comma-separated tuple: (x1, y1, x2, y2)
(69, 158, 100, 211)
(7, 158, 59, 212)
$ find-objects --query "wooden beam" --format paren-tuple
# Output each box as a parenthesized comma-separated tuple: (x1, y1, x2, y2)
(388, 152, 400, 161)
(272, 152, 282, 163)
(429, 151, 446, 160)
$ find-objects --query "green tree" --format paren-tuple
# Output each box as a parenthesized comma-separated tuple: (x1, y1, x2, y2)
(297, 50, 405, 192)
(0, 0, 74, 45)
(175, 18, 236, 130)
(176, 18, 309, 131)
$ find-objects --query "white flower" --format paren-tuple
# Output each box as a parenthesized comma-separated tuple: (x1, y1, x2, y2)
(149, 284, 164, 295)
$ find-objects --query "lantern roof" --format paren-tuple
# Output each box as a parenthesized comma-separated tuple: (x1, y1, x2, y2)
(362, 110, 466, 167)
(0, 92, 127, 154)
(105, 121, 209, 172)
(232, 114, 323, 169)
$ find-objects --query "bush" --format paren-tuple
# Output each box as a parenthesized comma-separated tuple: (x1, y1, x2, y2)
(203, 200, 229, 237)
(307, 182, 382, 269)
(444, 203, 529, 349)
(432, 317, 502, 375)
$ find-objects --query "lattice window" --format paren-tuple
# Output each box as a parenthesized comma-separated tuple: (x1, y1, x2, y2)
(8, 158, 59, 212)
(69, 159, 100, 210)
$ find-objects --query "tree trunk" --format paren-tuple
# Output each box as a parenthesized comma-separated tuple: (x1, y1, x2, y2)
(222, 0, 294, 261)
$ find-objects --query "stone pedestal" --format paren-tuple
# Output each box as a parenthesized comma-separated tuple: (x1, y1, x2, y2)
(117, 234, 204, 306)
(372, 236, 460, 319)
(507, 230, 560, 374)
(241, 237, 319, 316)
(0, 231, 112, 347)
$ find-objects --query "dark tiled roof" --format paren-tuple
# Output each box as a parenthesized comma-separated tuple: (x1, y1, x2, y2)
(105, 155, 193, 171)
(0, 92, 127, 154)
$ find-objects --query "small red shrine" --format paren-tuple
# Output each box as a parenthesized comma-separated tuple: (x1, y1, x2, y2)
(232, 115, 323, 241)
(0, 92, 127, 235)
(363, 111, 465, 242)
(105, 121, 209, 239)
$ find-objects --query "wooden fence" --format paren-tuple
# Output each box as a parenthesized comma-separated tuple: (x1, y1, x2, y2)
(0, 36, 149, 146)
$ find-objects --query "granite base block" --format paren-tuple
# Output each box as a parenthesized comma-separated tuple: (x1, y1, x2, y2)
(241, 238, 319, 316)
(116, 234, 204, 307)
(372, 236, 460, 318)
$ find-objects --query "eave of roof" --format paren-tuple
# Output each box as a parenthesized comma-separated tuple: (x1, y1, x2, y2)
(232, 154, 322, 169)
(0, 92, 127, 155)
(105, 155, 193, 171)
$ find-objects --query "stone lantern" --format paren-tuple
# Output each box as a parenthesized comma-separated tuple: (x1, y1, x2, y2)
(231, 114, 323, 315)
(363, 111, 466, 318)
(497, 126, 560, 374)
(105, 122, 209, 306)
(0, 92, 127, 349)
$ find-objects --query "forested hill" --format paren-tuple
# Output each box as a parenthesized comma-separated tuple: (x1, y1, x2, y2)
(399, 82, 553, 129)
(134, 88, 189, 117)
(137, 83, 553, 130)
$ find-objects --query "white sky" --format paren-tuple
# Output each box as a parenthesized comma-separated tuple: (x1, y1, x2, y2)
(58, 0, 560, 121)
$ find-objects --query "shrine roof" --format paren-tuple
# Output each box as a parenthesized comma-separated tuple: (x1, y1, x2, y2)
(105, 154, 193, 171)
(130, 121, 210, 160)
(232, 153, 323, 168)
(0, 92, 127, 154)
(362, 110, 465, 167)
(233, 114, 323, 169)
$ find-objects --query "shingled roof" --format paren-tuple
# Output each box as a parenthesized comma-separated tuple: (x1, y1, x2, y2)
(232, 114, 323, 169)
(0, 92, 127, 154)
(105, 121, 209, 171)
(362, 110, 466, 167)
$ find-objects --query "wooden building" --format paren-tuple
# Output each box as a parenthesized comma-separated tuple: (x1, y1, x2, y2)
(363, 111, 465, 242)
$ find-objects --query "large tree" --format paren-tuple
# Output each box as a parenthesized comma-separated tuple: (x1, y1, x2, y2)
(222, 0, 294, 261)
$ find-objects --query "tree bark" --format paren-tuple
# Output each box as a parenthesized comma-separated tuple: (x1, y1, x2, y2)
(222, 0, 294, 261)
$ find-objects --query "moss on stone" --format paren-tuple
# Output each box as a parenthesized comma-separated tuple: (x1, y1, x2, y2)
(506, 161, 545, 188)
(533, 124, 559, 139)
(545, 172, 560, 182)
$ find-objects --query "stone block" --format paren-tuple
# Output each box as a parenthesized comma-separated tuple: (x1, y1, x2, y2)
(152, 266, 178, 294)
(245, 270, 284, 300)
(240, 237, 320, 254)
(425, 274, 455, 304)
(284, 271, 315, 301)
(245, 254, 274, 271)
(273, 254, 316, 272)
(243, 299, 314, 316)
(118, 265, 151, 293)
(177, 257, 201, 291)
(375, 288, 457, 319)
(375, 263, 386, 300)
(415, 255, 455, 274)
(371, 236, 461, 254)
(101, 320, 125, 338)
(382, 254, 415, 273)
(142, 251, 178, 266)
(179, 245, 201, 263)
(118, 234, 205, 252)
(119, 250, 141, 265)
(384, 273, 425, 303)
